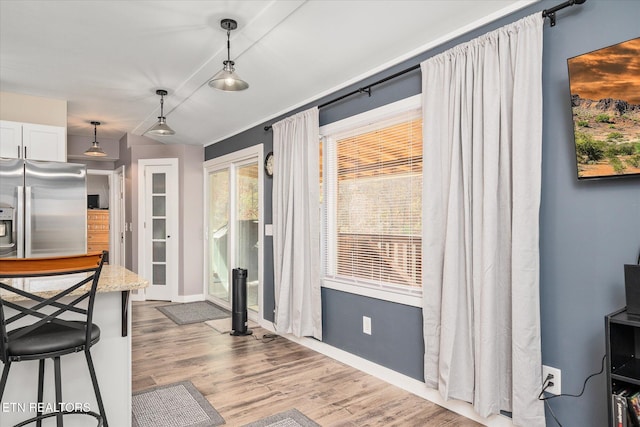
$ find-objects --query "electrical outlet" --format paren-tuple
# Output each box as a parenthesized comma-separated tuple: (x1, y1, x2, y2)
(542, 365, 561, 395)
(362, 316, 372, 335)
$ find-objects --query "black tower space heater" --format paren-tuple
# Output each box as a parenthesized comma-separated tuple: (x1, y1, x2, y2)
(230, 268, 253, 336)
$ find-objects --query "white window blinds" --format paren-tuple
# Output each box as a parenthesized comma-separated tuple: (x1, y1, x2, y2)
(323, 106, 422, 290)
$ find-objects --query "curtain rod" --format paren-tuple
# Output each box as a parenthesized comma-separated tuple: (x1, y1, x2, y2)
(264, 64, 420, 131)
(264, 0, 586, 132)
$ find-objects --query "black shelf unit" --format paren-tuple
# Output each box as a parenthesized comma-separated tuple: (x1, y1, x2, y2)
(606, 307, 640, 426)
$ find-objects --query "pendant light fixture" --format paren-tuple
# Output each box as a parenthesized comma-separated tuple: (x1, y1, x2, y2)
(208, 18, 249, 91)
(146, 89, 175, 136)
(84, 121, 107, 157)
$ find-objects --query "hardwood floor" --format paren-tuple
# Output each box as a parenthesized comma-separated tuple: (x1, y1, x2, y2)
(132, 301, 482, 426)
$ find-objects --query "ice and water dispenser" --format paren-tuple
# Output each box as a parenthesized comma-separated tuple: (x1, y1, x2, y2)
(0, 206, 15, 255)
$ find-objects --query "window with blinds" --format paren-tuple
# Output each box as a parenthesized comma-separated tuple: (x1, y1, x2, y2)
(322, 98, 422, 295)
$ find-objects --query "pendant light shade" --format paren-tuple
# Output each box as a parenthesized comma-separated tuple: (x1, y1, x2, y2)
(208, 19, 249, 91)
(147, 89, 175, 136)
(84, 121, 107, 157)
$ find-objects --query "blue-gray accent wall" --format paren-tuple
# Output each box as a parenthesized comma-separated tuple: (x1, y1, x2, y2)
(204, 1, 640, 425)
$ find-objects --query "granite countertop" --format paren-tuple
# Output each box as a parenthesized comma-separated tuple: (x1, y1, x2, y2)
(1, 265, 148, 302)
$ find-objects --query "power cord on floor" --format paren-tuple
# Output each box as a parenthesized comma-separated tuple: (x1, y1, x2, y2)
(252, 333, 278, 343)
(538, 354, 607, 427)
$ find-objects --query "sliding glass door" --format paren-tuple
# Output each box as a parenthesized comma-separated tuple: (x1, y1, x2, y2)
(208, 169, 230, 303)
(235, 163, 260, 313)
(205, 146, 263, 320)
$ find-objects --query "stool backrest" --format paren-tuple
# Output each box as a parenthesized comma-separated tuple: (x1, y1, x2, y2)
(0, 251, 106, 363)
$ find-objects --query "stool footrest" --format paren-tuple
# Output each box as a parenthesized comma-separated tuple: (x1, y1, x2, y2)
(13, 410, 103, 427)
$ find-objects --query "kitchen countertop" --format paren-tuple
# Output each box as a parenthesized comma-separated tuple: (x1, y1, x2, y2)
(0, 264, 148, 302)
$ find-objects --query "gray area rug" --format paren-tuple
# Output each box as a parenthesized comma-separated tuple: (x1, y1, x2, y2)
(241, 409, 320, 427)
(132, 381, 225, 427)
(157, 301, 231, 325)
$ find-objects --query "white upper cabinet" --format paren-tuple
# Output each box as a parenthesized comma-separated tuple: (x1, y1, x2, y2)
(22, 123, 66, 161)
(0, 121, 23, 159)
(0, 120, 66, 162)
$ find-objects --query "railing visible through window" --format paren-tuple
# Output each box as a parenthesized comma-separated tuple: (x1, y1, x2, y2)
(322, 101, 422, 293)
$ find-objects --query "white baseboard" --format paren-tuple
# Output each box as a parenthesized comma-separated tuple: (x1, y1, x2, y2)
(173, 294, 205, 303)
(130, 291, 205, 304)
(273, 331, 513, 427)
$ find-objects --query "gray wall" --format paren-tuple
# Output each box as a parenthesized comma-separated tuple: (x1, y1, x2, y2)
(117, 133, 204, 298)
(67, 133, 120, 162)
(205, 1, 640, 425)
(537, 1, 640, 426)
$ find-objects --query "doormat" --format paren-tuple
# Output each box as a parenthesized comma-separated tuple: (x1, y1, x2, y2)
(132, 381, 225, 427)
(157, 301, 230, 325)
(241, 409, 320, 427)
(205, 317, 259, 334)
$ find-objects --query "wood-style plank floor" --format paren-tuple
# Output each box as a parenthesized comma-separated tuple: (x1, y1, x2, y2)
(132, 301, 482, 427)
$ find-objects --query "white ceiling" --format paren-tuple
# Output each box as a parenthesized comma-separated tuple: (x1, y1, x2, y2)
(0, 0, 537, 147)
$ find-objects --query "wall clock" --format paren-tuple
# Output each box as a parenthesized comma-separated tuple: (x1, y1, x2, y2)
(265, 151, 274, 177)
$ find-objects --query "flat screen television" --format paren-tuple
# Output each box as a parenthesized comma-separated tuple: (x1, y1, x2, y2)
(567, 36, 640, 180)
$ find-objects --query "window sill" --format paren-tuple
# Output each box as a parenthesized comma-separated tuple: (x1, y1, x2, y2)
(322, 277, 422, 308)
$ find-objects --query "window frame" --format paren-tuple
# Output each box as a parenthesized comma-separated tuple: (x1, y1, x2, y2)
(320, 95, 422, 307)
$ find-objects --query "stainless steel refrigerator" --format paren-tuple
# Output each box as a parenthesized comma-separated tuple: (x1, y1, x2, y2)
(0, 158, 87, 258)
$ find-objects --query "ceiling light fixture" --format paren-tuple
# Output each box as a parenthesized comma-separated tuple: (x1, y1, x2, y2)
(208, 18, 249, 92)
(84, 121, 107, 157)
(146, 89, 175, 136)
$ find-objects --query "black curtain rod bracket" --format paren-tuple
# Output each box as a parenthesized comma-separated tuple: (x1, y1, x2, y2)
(542, 0, 586, 27)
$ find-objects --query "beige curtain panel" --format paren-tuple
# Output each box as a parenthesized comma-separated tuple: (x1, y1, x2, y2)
(272, 107, 322, 340)
(421, 13, 545, 426)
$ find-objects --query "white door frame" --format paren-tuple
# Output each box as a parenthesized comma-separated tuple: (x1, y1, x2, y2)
(203, 144, 264, 322)
(114, 165, 126, 267)
(87, 168, 124, 265)
(138, 158, 179, 301)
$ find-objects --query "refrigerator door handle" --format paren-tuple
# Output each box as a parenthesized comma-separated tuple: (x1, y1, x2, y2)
(24, 186, 32, 257)
(17, 185, 25, 258)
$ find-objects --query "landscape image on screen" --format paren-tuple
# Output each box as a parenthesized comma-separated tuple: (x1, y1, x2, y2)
(567, 37, 640, 179)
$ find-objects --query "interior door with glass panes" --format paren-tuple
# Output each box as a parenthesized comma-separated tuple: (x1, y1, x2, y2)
(141, 160, 178, 301)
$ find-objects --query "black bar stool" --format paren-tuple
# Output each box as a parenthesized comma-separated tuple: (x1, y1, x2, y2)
(0, 252, 108, 427)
